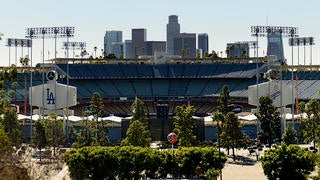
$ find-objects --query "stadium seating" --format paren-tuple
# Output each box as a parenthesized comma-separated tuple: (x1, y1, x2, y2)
(14, 62, 320, 111)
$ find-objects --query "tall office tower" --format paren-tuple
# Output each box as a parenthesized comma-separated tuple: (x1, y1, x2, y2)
(173, 33, 196, 58)
(111, 42, 124, 58)
(166, 15, 180, 55)
(198, 33, 209, 56)
(132, 28, 147, 58)
(267, 31, 285, 62)
(104, 31, 122, 56)
(144, 41, 166, 56)
(124, 40, 133, 59)
(226, 42, 249, 58)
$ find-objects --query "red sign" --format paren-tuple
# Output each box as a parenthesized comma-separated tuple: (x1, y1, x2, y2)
(167, 132, 178, 144)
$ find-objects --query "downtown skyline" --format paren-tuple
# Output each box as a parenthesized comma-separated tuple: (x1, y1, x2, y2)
(0, 0, 320, 66)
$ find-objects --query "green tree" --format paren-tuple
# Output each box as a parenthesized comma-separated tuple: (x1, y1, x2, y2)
(106, 53, 117, 59)
(0, 127, 14, 166)
(220, 112, 246, 161)
(261, 144, 316, 180)
(0, 65, 17, 114)
(44, 113, 65, 153)
(303, 99, 320, 149)
(282, 126, 297, 145)
(121, 120, 151, 147)
(131, 98, 147, 124)
(218, 85, 232, 116)
(1, 108, 21, 146)
(212, 111, 225, 143)
(90, 92, 108, 146)
(121, 98, 151, 147)
(256, 95, 281, 146)
(173, 105, 196, 147)
(72, 110, 97, 148)
(0, 127, 12, 155)
(33, 120, 47, 161)
(297, 101, 306, 143)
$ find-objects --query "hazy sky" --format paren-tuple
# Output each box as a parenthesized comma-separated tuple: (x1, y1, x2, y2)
(0, 0, 319, 66)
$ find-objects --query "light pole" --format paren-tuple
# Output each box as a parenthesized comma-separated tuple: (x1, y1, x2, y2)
(65, 28, 74, 145)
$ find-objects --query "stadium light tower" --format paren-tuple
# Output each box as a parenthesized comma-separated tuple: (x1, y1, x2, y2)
(251, 25, 298, 135)
(25, 26, 74, 139)
(289, 37, 315, 66)
(289, 36, 314, 126)
(62, 41, 86, 58)
(6, 38, 32, 66)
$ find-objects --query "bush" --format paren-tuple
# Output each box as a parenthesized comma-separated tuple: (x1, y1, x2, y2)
(261, 144, 316, 180)
(65, 146, 227, 179)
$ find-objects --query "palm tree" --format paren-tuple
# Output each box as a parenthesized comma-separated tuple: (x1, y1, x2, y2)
(94, 47, 97, 58)
(186, 47, 190, 58)
(181, 49, 185, 58)
(20, 55, 29, 66)
(212, 111, 225, 180)
(80, 50, 87, 59)
(101, 49, 104, 58)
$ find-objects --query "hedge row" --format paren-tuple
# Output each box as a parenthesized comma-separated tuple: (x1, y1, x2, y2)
(65, 146, 226, 179)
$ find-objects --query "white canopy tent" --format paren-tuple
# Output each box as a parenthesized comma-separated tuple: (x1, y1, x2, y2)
(238, 114, 257, 121)
(68, 115, 82, 122)
(102, 115, 123, 123)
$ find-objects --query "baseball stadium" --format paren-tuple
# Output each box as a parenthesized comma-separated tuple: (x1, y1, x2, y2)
(13, 57, 320, 143)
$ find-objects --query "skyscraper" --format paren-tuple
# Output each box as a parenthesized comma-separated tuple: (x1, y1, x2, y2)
(144, 41, 166, 56)
(124, 40, 133, 59)
(267, 31, 285, 62)
(111, 42, 124, 58)
(132, 28, 147, 58)
(166, 15, 180, 55)
(104, 31, 122, 56)
(198, 33, 209, 56)
(173, 33, 196, 58)
(226, 42, 249, 58)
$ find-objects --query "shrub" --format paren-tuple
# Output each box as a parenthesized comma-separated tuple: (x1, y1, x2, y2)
(261, 144, 316, 180)
(65, 146, 227, 179)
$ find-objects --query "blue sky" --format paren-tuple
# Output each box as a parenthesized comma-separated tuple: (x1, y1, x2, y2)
(0, 0, 319, 66)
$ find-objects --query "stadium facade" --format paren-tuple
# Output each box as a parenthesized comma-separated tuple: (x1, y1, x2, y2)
(13, 58, 320, 142)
